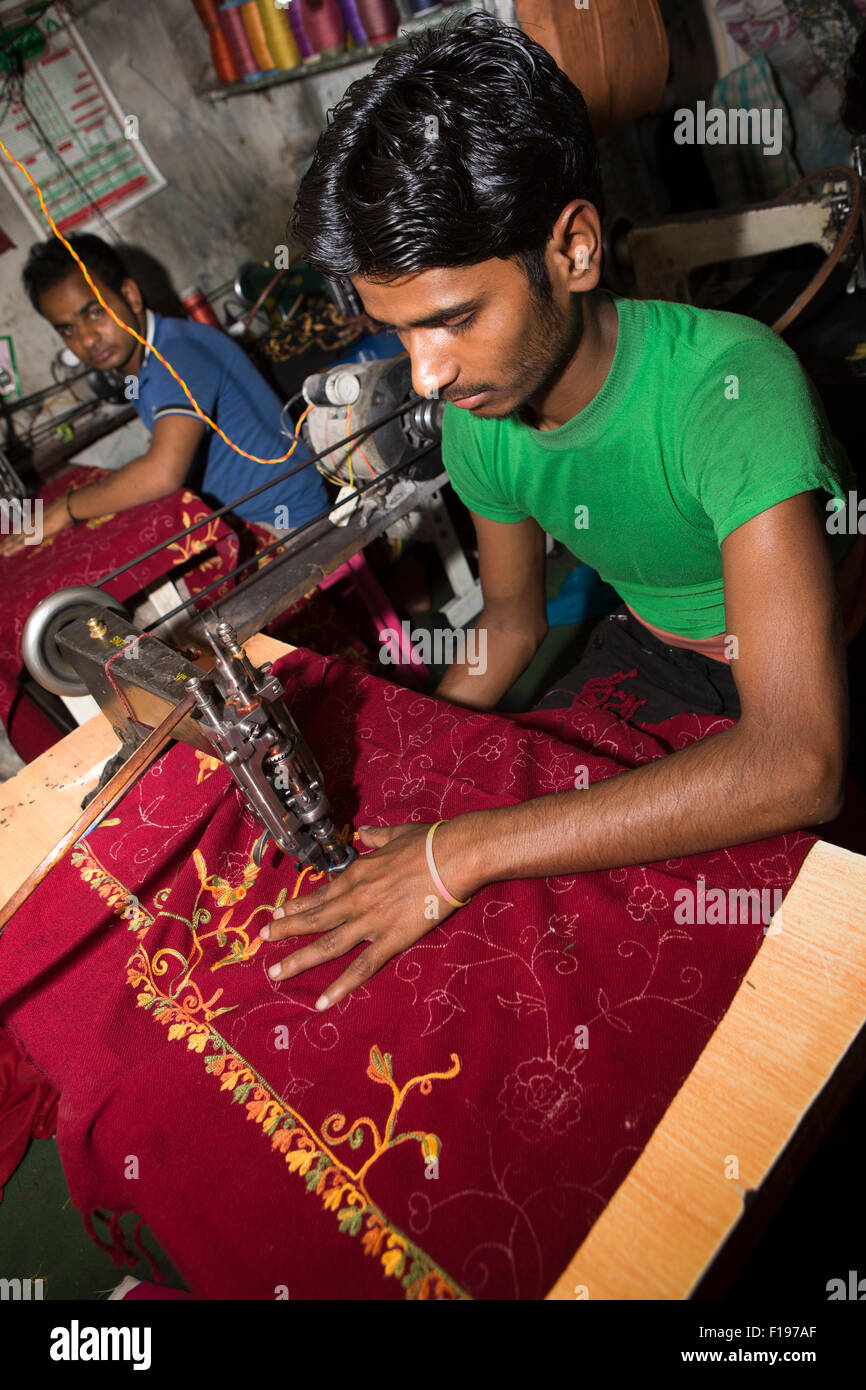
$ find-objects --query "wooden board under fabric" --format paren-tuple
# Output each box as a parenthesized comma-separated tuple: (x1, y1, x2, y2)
(514, 0, 670, 136)
(2, 634, 866, 1299)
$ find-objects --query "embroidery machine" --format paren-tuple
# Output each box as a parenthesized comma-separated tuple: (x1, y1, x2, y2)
(5, 355, 476, 920)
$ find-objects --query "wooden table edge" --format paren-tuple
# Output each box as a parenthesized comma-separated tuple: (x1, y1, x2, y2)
(545, 837, 866, 1299)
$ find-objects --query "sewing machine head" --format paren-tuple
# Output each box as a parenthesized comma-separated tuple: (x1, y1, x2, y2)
(53, 610, 355, 877)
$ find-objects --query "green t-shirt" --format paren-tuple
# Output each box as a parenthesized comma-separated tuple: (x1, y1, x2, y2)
(442, 295, 856, 639)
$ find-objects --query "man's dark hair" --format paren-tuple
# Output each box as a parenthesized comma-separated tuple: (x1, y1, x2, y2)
(290, 11, 604, 302)
(22, 233, 129, 312)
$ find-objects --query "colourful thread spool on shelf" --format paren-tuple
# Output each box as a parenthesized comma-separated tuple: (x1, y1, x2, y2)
(287, 0, 316, 61)
(356, 0, 399, 42)
(255, 0, 301, 70)
(298, 0, 345, 61)
(240, 0, 276, 74)
(219, 0, 262, 81)
(192, 0, 239, 84)
(180, 286, 221, 329)
(338, 0, 368, 44)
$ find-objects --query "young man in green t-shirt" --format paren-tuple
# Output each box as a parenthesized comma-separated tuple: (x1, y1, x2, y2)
(260, 11, 862, 1011)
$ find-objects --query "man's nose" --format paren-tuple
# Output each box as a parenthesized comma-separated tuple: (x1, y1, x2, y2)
(406, 335, 457, 400)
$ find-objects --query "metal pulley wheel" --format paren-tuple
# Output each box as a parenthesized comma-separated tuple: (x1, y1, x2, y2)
(21, 585, 129, 697)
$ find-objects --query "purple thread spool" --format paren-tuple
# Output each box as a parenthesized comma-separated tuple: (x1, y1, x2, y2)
(338, 0, 368, 44)
(287, 0, 316, 59)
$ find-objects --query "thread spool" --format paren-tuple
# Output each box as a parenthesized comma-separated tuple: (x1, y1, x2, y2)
(255, 0, 301, 69)
(192, 0, 221, 28)
(240, 0, 276, 73)
(181, 286, 221, 329)
(338, 0, 368, 44)
(219, 0, 261, 81)
(299, 0, 345, 60)
(287, 0, 316, 60)
(192, 0, 240, 83)
(356, 0, 399, 42)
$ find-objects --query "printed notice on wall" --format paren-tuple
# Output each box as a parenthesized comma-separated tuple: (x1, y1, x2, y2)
(0, 1, 165, 236)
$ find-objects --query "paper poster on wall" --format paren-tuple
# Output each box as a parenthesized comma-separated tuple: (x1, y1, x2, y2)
(0, 1, 165, 237)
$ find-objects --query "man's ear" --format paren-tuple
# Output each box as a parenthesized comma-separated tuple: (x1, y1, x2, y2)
(547, 200, 603, 291)
(121, 277, 144, 315)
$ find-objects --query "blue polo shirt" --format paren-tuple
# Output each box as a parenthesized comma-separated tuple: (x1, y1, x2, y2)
(134, 312, 327, 527)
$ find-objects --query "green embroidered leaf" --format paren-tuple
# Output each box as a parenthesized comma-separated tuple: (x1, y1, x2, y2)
(349, 1127, 364, 1150)
(263, 1115, 282, 1136)
(384, 1051, 393, 1078)
(280, 1116, 296, 1131)
(217, 932, 227, 947)
(337, 1207, 364, 1236)
(232, 1082, 252, 1104)
(401, 1256, 425, 1291)
(304, 1155, 329, 1191)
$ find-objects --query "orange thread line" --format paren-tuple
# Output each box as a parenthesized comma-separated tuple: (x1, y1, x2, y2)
(0, 136, 304, 467)
(346, 401, 376, 477)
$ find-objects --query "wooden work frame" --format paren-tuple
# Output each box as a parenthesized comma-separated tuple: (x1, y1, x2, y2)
(2, 635, 865, 1300)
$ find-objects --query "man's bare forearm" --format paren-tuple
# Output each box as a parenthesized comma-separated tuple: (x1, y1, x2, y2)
(434, 610, 542, 710)
(435, 721, 841, 898)
(68, 454, 176, 519)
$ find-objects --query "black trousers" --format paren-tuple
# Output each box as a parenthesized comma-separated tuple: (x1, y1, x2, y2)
(535, 604, 741, 724)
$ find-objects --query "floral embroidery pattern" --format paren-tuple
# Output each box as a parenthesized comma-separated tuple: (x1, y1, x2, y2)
(76, 843, 467, 1299)
(164, 501, 222, 566)
(498, 1039, 583, 1144)
(194, 751, 222, 784)
(70, 843, 153, 933)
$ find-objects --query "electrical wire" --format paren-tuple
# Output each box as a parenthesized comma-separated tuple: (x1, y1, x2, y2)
(96, 396, 424, 587)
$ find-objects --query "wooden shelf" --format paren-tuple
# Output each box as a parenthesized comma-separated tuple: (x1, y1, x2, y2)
(196, 2, 475, 102)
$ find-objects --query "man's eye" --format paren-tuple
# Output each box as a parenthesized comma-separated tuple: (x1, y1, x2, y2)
(89, 306, 104, 319)
(446, 315, 475, 335)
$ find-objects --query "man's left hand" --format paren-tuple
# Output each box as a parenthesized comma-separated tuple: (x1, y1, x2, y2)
(0, 496, 70, 557)
(260, 822, 474, 1010)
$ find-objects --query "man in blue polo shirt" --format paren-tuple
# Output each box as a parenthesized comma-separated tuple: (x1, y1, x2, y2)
(3, 234, 327, 552)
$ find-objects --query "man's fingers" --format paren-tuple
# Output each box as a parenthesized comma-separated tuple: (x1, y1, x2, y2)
(264, 873, 345, 933)
(265, 903, 350, 941)
(316, 943, 391, 1011)
(263, 885, 352, 941)
(267, 921, 359, 979)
